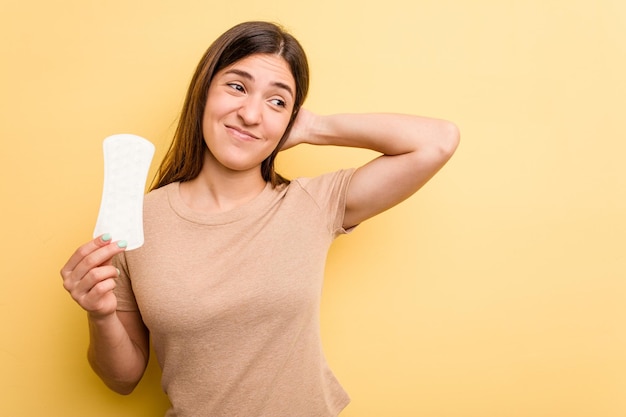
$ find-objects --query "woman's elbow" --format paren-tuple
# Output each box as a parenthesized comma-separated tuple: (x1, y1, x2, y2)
(439, 120, 460, 158)
(88, 356, 145, 395)
(102, 376, 143, 395)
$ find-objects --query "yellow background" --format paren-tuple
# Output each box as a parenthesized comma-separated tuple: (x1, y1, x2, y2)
(2, 1, 625, 416)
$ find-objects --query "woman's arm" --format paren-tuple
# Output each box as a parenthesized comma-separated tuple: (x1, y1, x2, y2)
(61, 236, 150, 394)
(285, 109, 460, 228)
(87, 310, 149, 394)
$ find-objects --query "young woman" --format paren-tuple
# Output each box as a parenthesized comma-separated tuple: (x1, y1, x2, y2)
(61, 21, 459, 417)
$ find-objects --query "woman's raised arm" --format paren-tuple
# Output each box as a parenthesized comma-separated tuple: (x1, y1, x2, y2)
(285, 109, 460, 228)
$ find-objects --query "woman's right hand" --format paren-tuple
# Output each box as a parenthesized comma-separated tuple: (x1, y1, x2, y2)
(60, 234, 127, 319)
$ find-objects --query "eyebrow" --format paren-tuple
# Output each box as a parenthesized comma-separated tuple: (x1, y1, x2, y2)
(223, 69, 294, 99)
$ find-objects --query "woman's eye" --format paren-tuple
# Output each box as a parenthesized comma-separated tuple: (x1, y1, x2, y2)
(227, 83, 244, 92)
(270, 98, 286, 108)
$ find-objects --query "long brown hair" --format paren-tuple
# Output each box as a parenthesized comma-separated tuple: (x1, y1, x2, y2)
(151, 21, 309, 190)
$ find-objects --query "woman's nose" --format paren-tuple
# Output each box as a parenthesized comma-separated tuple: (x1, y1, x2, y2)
(237, 96, 262, 125)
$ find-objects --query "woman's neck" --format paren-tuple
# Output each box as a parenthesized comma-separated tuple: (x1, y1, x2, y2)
(179, 158, 267, 214)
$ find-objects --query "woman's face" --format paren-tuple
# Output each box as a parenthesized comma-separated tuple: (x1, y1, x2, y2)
(202, 53, 296, 175)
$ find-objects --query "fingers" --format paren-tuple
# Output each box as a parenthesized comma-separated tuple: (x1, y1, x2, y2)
(60, 234, 121, 277)
(71, 265, 120, 316)
(61, 235, 127, 279)
(68, 263, 118, 296)
(60, 234, 127, 316)
(281, 108, 315, 150)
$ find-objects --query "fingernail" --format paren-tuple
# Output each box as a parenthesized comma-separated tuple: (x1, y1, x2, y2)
(117, 240, 128, 248)
(102, 233, 112, 242)
(116, 268, 121, 276)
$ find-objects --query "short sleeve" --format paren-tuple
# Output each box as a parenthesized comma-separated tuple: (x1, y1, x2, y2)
(292, 169, 356, 237)
(112, 252, 140, 312)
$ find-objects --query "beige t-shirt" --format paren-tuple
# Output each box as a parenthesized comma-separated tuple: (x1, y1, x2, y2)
(114, 169, 355, 417)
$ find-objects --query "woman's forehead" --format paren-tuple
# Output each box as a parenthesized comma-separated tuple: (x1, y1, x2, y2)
(220, 54, 296, 89)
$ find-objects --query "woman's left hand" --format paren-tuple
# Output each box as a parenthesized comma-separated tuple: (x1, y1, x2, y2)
(280, 108, 316, 151)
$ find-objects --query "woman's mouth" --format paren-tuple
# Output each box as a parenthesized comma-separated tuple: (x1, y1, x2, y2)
(226, 125, 260, 141)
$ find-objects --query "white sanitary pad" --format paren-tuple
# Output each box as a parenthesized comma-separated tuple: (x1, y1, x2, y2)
(93, 134, 155, 250)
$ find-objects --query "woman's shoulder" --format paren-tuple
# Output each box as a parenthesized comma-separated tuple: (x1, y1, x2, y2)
(144, 182, 177, 209)
(285, 169, 355, 209)
(289, 168, 355, 191)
